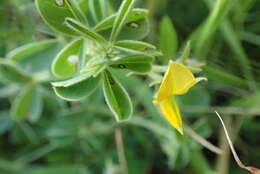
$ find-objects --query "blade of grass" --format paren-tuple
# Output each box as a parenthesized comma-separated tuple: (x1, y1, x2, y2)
(241, 32, 260, 47)
(220, 20, 256, 90)
(204, 65, 248, 88)
(192, 0, 234, 58)
(203, 0, 256, 90)
(15, 143, 59, 165)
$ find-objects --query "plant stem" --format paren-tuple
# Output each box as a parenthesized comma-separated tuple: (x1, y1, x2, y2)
(115, 127, 129, 174)
(216, 116, 231, 174)
(186, 126, 223, 155)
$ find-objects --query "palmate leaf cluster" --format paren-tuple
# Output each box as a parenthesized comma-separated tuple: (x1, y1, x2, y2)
(37, 0, 161, 121)
(1, 0, 161, 122)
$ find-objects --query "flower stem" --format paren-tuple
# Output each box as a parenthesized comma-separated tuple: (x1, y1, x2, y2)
(115, 127, 129, 174)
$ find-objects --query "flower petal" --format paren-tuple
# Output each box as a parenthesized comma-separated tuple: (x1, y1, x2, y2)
(159, 96, 183, 134)
(155, 61, 197, 102)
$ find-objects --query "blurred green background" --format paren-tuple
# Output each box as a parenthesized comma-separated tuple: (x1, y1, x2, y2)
(0, 0, 259, 174)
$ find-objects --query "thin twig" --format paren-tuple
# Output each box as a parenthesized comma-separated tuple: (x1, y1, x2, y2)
(215, 111, 245, 168)
(216, 116, 231, 174)
(115, 128, 129, 174)
(186, 126, 223, 155)
(215, 111, 260, 173)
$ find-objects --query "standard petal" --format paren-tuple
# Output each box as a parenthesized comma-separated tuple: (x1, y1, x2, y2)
(155, 61, 197, 102)
(159, 96, 183, 134)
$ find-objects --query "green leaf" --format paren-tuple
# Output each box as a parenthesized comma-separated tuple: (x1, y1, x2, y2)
(7, 40, 58, 62)
(115, 40, 156, 51)
(80, 57, 107, 76)
(65, 18, 106, 44)
(103, 70, 133, 121)
(94, 8, 148, 32)
(53, 74, 101, 101)
(7, 40, 60, 74)
(0, 84, 19, 98)
(118, 19, 149, 40)
(68, 0, 88, 25)
(179, 41, 191, 63)
(78, 0, 89, 15)
(110, 0, 136, 42)
(100, 18, 149, 41)
(192, 0, 233, 58)
(52, 39, 83, 78)
(88, 0, 108, 22)
(159, 16, 178, 61)
(11, 83, 43, 122)
(109, 54, 153, 73)
(111, 63, 152, 73)
(110, 54, 154, 64)
(114, 41, 161, 57)
(52, 72, 93, 87)
(35, 0, 77, 35)
(0, 59, 31, 83)
(114, 70, 158, 118)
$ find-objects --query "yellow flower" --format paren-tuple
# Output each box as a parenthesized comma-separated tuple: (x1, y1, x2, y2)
(153, 61, 206, 134)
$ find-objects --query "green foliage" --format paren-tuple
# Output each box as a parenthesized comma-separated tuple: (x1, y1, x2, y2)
(11, 83, 42, 122)
(103, 70, 133, 121)
(109, 53, 154, 73)
(35, 0, 78, 35)
(53, 73, 102, 101)
(159, 16, 178, 62)
(6, 40, 61, 74)
(0, 0, 259, 174)
(34, 0, 156, 121)
(52, 39, 83, 78)
(0, 60, 31, 83)
(88, 0, 109, 22)
(94, 8, 148, 32)
(8, 40, 58, 62)
(115, 40, 156, 51)
(110, 0, 136, 42)
(65, 18, 107, 44)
